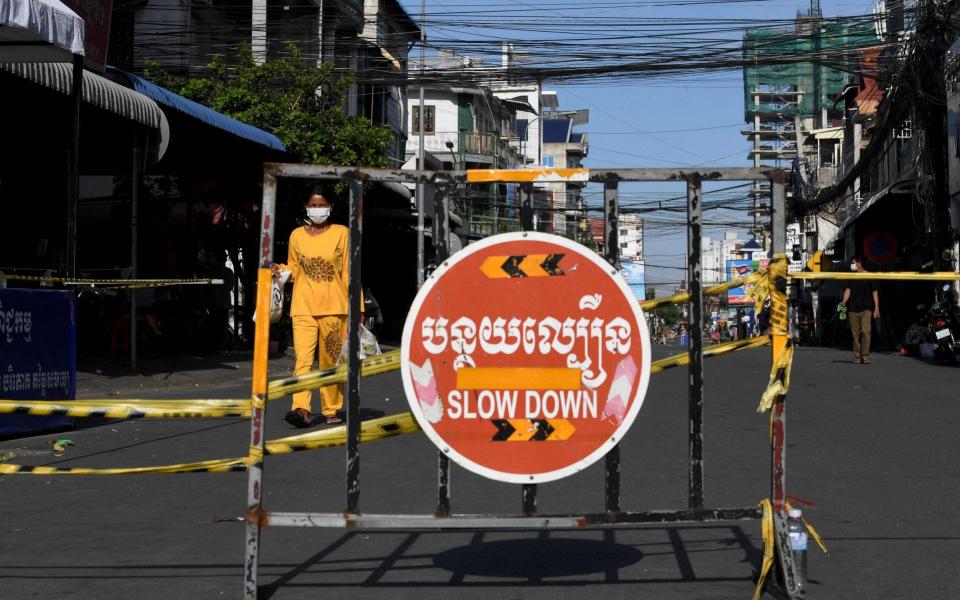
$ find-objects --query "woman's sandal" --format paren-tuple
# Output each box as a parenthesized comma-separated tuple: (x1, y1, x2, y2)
(284, 408, 312, 428)
(324, 414, 344, 425)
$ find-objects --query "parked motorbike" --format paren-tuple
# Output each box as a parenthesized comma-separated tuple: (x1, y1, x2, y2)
(925, 284, 960, 363)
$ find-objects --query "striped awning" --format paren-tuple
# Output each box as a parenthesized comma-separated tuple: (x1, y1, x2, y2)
(0, 0, 84, 61)
(1, 62, 163, 129)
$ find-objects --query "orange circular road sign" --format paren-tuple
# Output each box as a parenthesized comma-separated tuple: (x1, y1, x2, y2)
(402, 232, 651, 483)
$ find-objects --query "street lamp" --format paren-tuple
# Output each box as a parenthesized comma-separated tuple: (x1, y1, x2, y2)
(444, 140, 459, 169)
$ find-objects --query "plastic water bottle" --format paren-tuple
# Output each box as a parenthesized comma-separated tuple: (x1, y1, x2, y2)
(787, 508, 808, 594)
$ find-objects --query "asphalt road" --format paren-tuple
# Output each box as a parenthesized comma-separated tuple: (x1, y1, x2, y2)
(1, 344, 958, 599)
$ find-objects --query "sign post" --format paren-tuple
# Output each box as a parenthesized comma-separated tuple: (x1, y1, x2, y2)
(402, 232, 652, 484)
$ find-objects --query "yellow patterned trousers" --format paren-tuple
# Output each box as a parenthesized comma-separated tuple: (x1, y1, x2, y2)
(291, 315, 347, 415)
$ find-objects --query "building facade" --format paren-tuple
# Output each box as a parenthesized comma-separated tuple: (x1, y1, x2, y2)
(111, 0, 419, 165)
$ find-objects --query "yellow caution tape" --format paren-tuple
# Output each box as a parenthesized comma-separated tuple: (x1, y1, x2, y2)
(0, 334, 773, 475)
(758, 340, 794, 413)
(744, 255, 786, 316)
(0, 456, 249, 476)
(0, 352, 403, 419)
(267, 350, 402, 399)
(785, 500, 829, 556)
(753, 498, 775, 600)
(264, 411, 421, 455)
(0, 274, 223, 288)
(639, 272, 762, 311)
(789, 271, 960, 281)
(649, 336, 770, 375)
(0, 398, 251, 419)
(247, 445, 264, 464)
(0, 412, 420, 475)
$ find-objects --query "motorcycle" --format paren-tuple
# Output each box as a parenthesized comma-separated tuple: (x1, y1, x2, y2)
(925, 284, 960, 363)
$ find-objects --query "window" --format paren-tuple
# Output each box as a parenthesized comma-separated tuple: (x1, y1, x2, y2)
(619, 228, 628, 236)
(412, 105, 435, 134)
(543, 156, 556, 168)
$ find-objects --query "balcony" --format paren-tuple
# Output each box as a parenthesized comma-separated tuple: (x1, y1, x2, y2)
(410, 131, 523, 167)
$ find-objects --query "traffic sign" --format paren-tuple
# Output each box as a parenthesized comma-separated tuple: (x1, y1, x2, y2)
(401, 232, 652, 484)
(863, 231, 897, 265)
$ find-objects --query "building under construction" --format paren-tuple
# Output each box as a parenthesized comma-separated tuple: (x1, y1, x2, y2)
(742, 10, 880, 242)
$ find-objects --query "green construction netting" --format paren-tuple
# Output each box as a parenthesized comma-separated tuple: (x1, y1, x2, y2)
(742, 22, 881, 121)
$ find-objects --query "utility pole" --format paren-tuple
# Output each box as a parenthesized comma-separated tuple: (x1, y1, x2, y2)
(416, 0, 426, 288)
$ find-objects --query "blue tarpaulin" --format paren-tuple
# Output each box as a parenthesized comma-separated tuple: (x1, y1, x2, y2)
(0, 289, 77, 437)
(107, 66, 287, 153)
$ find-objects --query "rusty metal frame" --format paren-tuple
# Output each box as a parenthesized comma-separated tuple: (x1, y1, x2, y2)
(244, 164, 793, 599)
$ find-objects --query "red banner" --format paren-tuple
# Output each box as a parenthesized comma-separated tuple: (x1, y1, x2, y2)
(62, 0, 113, 71)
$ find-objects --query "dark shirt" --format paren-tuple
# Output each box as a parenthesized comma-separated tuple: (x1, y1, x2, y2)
(846, 278, 877, 312)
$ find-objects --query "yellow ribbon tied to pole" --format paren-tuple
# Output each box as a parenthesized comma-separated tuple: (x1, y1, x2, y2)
(753, 498, 775, 600)
(758, 340, 794, 413)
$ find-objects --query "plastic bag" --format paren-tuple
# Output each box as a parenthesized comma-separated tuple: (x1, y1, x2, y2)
(253, 269, 291, 324)
(338, 324, 382, 364)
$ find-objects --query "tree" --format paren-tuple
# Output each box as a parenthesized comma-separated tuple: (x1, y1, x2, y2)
(655, 303, 680, 328)
(145, 45, 392, 166)
(144, 46, 394, 348)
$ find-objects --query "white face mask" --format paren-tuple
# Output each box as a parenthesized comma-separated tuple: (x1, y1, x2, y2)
(850, 263, 858, 271)
(306, 207, 331, 224)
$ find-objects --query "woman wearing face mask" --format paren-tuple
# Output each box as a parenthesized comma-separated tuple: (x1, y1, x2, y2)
(273, 185, 360, 427)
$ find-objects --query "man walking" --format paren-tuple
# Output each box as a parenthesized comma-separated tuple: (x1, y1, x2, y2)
(842, 256, 880, 364)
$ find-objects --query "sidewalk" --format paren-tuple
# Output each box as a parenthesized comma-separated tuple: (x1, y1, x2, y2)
(76, 351, 297, 399)
(75, 343, 398, 399)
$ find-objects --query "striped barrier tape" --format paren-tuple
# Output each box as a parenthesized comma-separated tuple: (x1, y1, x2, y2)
(650, 335, 770, 375)
(753, 498, 775, 600)
(0, 456, 249, 476)
(0, 352, 404, 419)
(264, 411, 421, 455)
(0, 412, 419, 475)
(745, 254, 787, 317)
(757, 339, 794, 414)
(266, 350, 402, 399)
(639, 272, 762, 311)
(0, 399, 251, 419)
(786, 500, 828, 555)
(0, 335, 773, 475)
(0, 274, 223, 288)
(788, 271, 960, 281)
(639, 264, 956, 312)
(0, 337, 774, 419)
(752, 497, 828, 600)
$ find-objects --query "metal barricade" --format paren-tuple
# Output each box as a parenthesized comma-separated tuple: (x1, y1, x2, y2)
(242, 165, 796, 598)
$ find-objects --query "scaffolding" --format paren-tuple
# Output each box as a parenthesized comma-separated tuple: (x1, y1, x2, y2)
(741, 19, 879, 240)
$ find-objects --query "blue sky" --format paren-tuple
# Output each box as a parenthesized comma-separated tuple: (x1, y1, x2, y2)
(397, 0, 879, 293)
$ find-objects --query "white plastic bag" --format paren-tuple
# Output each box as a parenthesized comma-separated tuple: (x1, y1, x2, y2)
(253, 269, 291, 324)
(338, 324, 382, 363)
(360, 324, 382, 358)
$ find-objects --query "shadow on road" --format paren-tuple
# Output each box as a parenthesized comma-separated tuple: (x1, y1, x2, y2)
(258, 525, 763, 597)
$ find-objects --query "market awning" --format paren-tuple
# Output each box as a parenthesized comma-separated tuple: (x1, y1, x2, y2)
(0, 0, 84, 62)
(812, 127, 844, 140)
(841, 176, 914, 230)
(501, 95, 537, 115)
(0, 62, 164, 129)
(109, 67, 287, 153)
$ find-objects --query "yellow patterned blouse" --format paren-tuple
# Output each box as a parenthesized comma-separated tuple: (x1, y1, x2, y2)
(281, 224, 357, 317)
